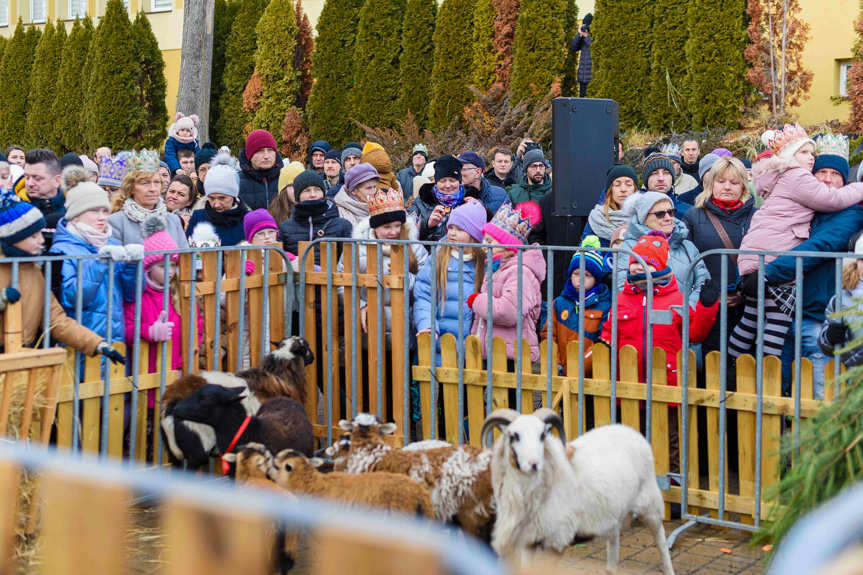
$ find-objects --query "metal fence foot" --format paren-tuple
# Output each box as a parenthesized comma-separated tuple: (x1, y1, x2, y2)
(667, 515, 702, 549)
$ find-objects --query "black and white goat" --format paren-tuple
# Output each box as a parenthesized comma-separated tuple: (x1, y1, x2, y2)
(160, 336, 314, 469)
(481, 409, 674, 574)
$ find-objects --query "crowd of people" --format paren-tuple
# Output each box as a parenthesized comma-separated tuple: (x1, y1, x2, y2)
(0, 118, 861, 414)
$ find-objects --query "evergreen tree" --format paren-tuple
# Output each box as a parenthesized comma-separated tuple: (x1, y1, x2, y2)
(294, 0, 314, 110)
(846, 3, 863, 132)
(133, 10, 168, 149)
(25, 20, 66, 149)
(0, 21, 40, 147)
(54, 17, 94, 154)
(79, 21, 100, 149)
(471, 0, 497, 92)
(398, 0, 436, 129)
(306, 0, 364, 144)
(510, 0, 567, 104)
(209, 0, 240, 145)
(646, 0, 690, 132)
(81, 0, 145, 151)
(685, 0, 747, 129)
(429, 0, 476, 130)
(352, 0, 407, 130)
(249, 0, 299, 138)
(591, 0, 653, 129)
(215, 0, 268, 152)
(560, 0, 579, 97)
(492, 0, 519, 89)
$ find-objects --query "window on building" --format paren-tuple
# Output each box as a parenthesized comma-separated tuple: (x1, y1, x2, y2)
(0, 0, 8, 26)
(69, 0, 87, 18)
(152, 0, 172, 11)
(840, 60, 854, 98)
(30, 0, 46, 23)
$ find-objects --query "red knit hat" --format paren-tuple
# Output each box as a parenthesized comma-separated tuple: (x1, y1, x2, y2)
(630, 231, 669, 270)
(245, 129, 278, 159)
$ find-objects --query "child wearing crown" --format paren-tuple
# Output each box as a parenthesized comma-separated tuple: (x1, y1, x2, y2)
(731, 128, 863, 359)
(467, 201, 545, 363)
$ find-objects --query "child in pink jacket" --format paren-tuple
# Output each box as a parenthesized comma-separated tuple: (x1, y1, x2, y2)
(732, 129, 863, 358)
(468, 201, 545, 363)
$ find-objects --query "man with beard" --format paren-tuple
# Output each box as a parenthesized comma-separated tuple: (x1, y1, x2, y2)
(506, 148, 552, 204)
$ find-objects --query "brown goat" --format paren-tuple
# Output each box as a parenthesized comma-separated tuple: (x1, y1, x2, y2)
(223, 443, 300, 574)
(338, 414, 495, 543)
(270, 450, 434, 519)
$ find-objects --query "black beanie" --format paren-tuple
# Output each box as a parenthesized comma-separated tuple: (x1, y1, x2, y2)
(605, 164, 639, 191)
(293, 169, 326, 202)
(60, 152, 84, 169)
(195, 147, 218, 170)
(324, 149, 342, 165)
(434, 154, 463, 183)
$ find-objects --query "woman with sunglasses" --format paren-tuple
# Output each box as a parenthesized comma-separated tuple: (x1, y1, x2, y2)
(614, 191, 709, 309)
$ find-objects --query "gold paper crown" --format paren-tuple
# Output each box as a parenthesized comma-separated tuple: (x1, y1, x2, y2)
(128, 150, 160, 173)
(489, 203, 533, 245)
(765, 124, 811, 156)
(368, 188, 404, 218)
(815, 134, 850, 161)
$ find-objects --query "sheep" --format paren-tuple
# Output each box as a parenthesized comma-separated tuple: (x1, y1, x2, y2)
(325, 436, 451, 472)
(480, 408, 674, 574)
(337, 413, 495, 543)
(222, 443, 299, 574)
(160, 336, 314, 469)
(171, 385, 314, 475)
(269, 449, 434, 518)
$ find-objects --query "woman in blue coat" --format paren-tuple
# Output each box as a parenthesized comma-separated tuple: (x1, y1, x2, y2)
(49, 167, 139, 370)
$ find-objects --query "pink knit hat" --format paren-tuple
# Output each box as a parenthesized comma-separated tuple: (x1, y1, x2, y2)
(481, 201, 541, 251)
(143, 215, 179, 271)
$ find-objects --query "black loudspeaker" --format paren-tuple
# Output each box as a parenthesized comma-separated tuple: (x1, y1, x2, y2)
(552, 98, 620, 217)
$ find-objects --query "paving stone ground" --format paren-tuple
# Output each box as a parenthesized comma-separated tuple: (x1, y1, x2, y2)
(559, 519, 765, 574)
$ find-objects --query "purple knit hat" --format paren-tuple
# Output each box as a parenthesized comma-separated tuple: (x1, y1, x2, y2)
(712, 148, 733, 158)
(244, 209, 278, 242)
(344, 163, 379, 193)
(446, 201, 487, 242)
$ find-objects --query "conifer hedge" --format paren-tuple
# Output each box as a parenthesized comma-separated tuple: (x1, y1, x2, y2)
(398, 0, 436, 129)
(591, 0, 653, 129)
(215, 0, 268, 152)
(306, 0, 365, 145)
(429, 0, 476, 130)
(83, 0, 145, 151)
(510, 0, 567, 104)
(53, 17, 93, 153)
(133, 11, 168, 150)
(209, 0, 240, 145)
(250, 0, 299, 138)
(646, 0, 689, 132)
(560, 0, 579, 97)
(0, 21, 39, 147)
(294, 0, 314, 109)
(471, 0, 497, 92)
(25, 20, 65, 149)
(685, 0, 747, 129)
(352, 0, 407, 130)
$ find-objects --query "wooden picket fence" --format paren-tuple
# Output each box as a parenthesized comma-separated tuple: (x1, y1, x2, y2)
(413, 333, 844, 524)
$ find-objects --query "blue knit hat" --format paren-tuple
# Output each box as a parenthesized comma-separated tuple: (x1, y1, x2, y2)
(813, 134, 850, 185)
(0, 192, 46, 253)
(568, 236, 609, 281)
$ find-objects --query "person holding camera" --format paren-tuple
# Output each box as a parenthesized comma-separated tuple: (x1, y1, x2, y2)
(570, 13, 593, 98)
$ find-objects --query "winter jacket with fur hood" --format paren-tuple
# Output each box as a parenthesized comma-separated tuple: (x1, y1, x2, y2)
(471, 247, 547, 362)
(738, 155, 863, 275)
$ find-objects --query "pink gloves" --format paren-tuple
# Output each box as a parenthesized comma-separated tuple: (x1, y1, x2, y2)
(148, 311, 174, 342)
(245, 260, 256, 275)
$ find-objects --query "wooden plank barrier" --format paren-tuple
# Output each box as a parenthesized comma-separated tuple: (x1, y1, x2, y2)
(298, 241, 407, 447)
(412, 335, 842, 528)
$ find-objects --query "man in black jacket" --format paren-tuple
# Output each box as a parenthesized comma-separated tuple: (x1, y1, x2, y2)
(237, 129, 285, 211)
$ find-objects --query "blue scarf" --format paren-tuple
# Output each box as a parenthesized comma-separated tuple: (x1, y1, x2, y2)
(561, 280, 601, 303)
(0, 240, 39, 258)
(626, 266, 673, 292)
(433, 184, 465, 209)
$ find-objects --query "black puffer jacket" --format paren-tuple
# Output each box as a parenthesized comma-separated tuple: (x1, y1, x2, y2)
(570, 35, 593, 83)
(408, 182, 490, 243)
(237, 147, 285, 211)
(279, 199, 352, 264)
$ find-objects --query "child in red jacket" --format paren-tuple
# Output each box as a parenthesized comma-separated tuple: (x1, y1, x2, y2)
(601, 231, 719, 474)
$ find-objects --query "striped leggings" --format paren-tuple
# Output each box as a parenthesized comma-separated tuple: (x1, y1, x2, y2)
(728, 297, 793, 358)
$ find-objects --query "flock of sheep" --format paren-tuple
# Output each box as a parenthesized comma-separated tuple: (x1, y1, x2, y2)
(157, 336, 675, 575)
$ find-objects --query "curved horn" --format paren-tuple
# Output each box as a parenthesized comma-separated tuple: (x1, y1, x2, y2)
(480, 409, 520, 448)
(534, 408, 566, 443)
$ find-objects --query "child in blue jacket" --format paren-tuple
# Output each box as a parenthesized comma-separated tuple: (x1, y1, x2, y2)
(164, 113, 201, 175)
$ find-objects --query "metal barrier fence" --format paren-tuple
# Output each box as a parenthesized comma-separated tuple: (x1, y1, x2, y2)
(0, 442, 506, 575)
